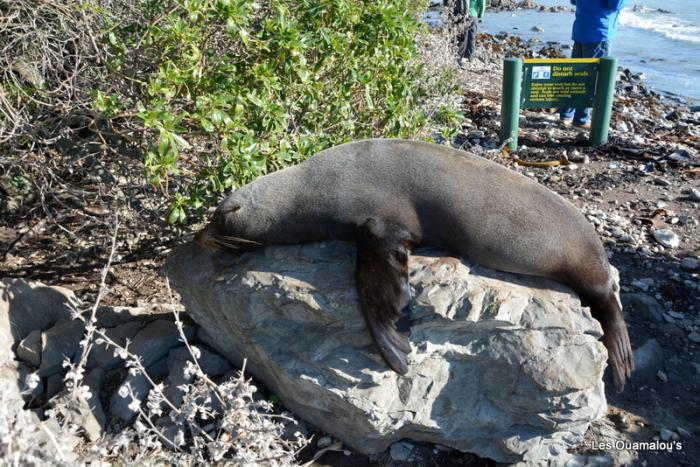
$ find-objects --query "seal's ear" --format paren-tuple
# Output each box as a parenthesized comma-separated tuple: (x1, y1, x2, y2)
(355, 218, 415, 375)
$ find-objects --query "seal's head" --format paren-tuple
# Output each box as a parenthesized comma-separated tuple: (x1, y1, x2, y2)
(194, 187, 264, 252)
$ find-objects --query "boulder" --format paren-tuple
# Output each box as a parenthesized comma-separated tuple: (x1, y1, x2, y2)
(0, 278, 80, 411)
(167, 345, 231, 377)
(165, 346, 231, 405)
(165, 242, 608, 465)
(50, 368, 105, 442)
(87, 321, 144, 371)
(128, 320, 195, 369)
(110, 357, 170, 423)
(631, 339, 665, 385)
(0, 278, 78, 363)
(622, 292, 664, 323)
(16, 329, 42, 367)
(0, 278, 85, 462)
(38, 319, 86, 377)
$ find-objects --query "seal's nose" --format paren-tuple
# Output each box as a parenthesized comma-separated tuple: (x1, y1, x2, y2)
(209, 208, 228, 232)
(194, 209, 223, 251)
(194, 222, 221, 251)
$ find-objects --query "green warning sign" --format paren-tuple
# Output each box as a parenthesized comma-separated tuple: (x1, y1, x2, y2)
(520, 58, 599, 109)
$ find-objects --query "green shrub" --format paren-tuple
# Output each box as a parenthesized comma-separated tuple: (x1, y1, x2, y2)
(101, 0, 431, 223)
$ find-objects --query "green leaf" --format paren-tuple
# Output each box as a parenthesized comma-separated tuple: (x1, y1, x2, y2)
(167, 205, 182, 224)
(200, 117, 214, 132)
(210, 109, 232, 126)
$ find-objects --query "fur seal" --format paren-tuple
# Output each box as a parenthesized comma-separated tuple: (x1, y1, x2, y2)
(196, 139, 634, 391)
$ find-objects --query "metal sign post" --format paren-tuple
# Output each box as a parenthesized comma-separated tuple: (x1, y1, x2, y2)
(499, 57, 618, 151)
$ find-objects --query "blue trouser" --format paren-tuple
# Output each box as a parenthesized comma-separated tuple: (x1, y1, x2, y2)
(559, 41, 610, 124)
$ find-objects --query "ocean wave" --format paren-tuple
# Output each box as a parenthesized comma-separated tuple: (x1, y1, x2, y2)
(620, 10, 700, 44)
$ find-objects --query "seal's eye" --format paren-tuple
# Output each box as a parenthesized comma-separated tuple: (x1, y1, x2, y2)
(225, 205, 241, 214)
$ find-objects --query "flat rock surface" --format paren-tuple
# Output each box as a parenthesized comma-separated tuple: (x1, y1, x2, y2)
(166, 241, 608, 464)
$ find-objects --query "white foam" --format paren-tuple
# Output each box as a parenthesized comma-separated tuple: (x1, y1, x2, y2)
(620, 10, 700, 44)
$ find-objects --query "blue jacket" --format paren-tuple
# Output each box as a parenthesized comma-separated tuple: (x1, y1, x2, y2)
(570, 0, 629, 43)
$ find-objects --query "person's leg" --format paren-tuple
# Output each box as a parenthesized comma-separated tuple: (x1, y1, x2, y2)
(453, 0, 469, 61)
(573, 41, 611, 126)
(465, 17, 479, 60)
(559, 42, 583, 122)
(456, 26, 468, 60)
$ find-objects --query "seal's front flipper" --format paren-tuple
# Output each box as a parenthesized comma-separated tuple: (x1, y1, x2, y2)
(355, 218, 416, 375)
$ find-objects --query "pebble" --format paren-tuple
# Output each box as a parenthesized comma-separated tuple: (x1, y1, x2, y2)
(390, 441, 418, 463)
(688, 188, 700, 202)
(282, 421, 308, 442)
(624, 294, 663, 323)
(609, 227, 624, 238)
(616, 121, 629, 132)
(567, 150, 582, 162)
(45, 373, 63, 399)
(632, 339, 665, 383)
(659, 428, 676, 441)
(688, 332, 700, 343)
(652, 229, 680, 248)
(317, 435, 333, 448)
(676, 427, 692, 439)
(587, 215, 602, 226)
(656, 370, 668, 383)
(693, 362, 700, 375)
(681, 257, 699, 271)
(653, 178, 671, 187)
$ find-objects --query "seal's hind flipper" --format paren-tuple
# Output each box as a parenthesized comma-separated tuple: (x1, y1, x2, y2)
(355, 219, 416, 375)
(585, 289, 635, 393)
(602, 319, 634, 392)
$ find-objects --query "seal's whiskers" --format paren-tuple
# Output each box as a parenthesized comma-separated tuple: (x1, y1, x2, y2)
(214, 234, 263, 246)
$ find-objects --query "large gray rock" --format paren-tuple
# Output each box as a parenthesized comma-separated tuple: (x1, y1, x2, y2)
(16, 329, 42, 367)
(110, 357, 170, 423)
(38, 319, 86, 377)
(0, 279, 84, 462)
(165, 242, 608, 465)
(165, 346, 231, 405)
(128, 320, 195, 368)
(87, 321, 144, 371)
(0, 278, 79, 336)
(0, 278, 78, 363)
(50, 368, 105, 442)
(0, 278, 80, 411)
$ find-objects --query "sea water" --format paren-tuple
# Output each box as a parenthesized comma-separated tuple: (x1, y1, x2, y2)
(481, 1, 700, 102)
